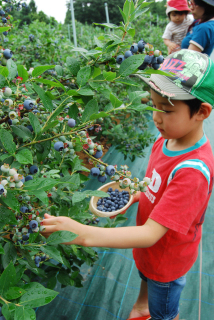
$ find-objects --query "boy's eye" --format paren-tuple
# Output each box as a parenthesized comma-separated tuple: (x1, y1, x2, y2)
(163, 110, 171, 113)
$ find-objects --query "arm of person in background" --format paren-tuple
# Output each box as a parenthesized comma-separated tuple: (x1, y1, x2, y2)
(163, 39, 180, 54)
(188, 43, 202, 52)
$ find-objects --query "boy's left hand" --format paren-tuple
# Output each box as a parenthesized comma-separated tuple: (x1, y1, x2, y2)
(41, 213, 82, 244)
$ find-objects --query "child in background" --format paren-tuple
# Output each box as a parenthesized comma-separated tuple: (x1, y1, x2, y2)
(41, 49, 214, 320)
(163, 0, 194, 54)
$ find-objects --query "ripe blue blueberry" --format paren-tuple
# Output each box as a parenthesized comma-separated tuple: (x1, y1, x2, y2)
(0, 10, 5, 16)
(34, 255, 41, 263)
(106, 165, 116, 176)
(26, 125, 33, 132)
(23, 100, 34, 110)
(124, 51, 133, 59)
(29, 220, 38, 229)
(157, 55, 164, 64)
(30, 165, 38, 174)
(22, 233, 29, 241)
(144, 55, 153, 64)
(20, 206, 29, 213)
(116, 55, 125, 64)
(94, 150, 103, 159)
(130, 44, 138, 53)
(98, 174, 107, 183)
(8, 119, 12, 125)
(2, 17, 7, 23)
(68, 118, 76, 128)
(3, 49, 12, 59)
(54, 141, 64, 152)
(138, 62, 148, 70)
(0, 184, 4, 195)
(137, 40, 145, 52)
(90, 167, 100, 177)
(152, 63, 160, 70)
(25, 175, 33, 181)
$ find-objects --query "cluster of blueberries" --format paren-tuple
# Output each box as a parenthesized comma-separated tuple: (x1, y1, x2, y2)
(96, 187, 130, 212)
(116, 39, 164, 70)
(90, 164, 116, 183)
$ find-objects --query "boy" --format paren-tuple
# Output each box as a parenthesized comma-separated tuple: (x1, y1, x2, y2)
(41, 49, 214, 320)
(163, 0, 194, 54)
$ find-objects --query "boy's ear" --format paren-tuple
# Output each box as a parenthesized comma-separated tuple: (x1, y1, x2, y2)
(197, 103, 212, 120)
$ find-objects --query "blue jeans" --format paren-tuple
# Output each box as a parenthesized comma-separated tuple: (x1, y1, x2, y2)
(138, 271, 186, 320)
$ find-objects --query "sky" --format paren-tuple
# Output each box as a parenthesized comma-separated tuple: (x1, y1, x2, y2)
(25, 0, 68, 23)
(25, 0, 163, 24)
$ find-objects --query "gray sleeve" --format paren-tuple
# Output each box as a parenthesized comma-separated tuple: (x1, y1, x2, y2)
(162, 23, 172, 40)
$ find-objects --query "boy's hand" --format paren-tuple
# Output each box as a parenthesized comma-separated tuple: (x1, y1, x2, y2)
(168, 42, 180, 54)
(41, 213, 83, 244)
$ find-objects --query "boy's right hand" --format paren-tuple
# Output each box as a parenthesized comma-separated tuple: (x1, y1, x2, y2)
(168, 42, 180, 54)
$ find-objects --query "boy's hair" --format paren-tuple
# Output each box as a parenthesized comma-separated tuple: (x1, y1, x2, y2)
(168, 10, 189, 19)
(194, 0, 214, 22)
(183, 98, 203, 118)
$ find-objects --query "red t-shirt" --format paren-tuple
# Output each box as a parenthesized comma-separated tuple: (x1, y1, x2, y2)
(133, 135, 214, 282)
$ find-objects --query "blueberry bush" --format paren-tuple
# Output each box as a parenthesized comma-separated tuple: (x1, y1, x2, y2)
(0, 0, 168, 318)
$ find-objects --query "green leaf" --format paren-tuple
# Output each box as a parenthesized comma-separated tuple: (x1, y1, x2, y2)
(28, 112, 41, 135)
(119, 55, 145, 77)
(66, 57, 80, 76)
(77, 66, 91, 87)
(0, 244, 4, 254)
(115, 79, 140, 86)
(41, 246, 64, 264)
(18, 248, 37, 269)
(1, 243, 17, 270)
(127, 28, 135, 38)
(0, 262, 16, 295)
(93, 22, 118, 29)
(36, 78, 66, 91)
(1, 190, 19, 211)
(0, 26, 10, 32)
(92, 67, 101, 79)
(17, 65, 29, 82)
(5, 287, 26, 300)
(0, 74, 6, 87)
(32, 190, 48, 206)
(0, 129, 16, 154)
(0, 154, 11, 162)
(55, 65, 64, 76)
(29, 232, 39, 243)
(82, 99, 99, 123)
(103, 71, 116, 81)
(78, 88, 94, 96)
(32, 83, 53, 112)
(110, 93, 123, 109)
(16, 149, 33, 165)
(47, 231, 77, 245)
(0, 66, 9, 78)
(7, 59, 18, 80)
(68, 103, 79, 120)
(24, 178, 57, 192)
(0, 207, 17, 229)
(129, 91, 150, 104)
(11, 125, 33, 140)
(14, 306, 36, 320)
(41, 120, 59, 133)
(32, 65, 55, 78)
(90, 111, 109, 120)
(42, 104, 65, 130)
(19, 282, 58, 308)
(2, 303, 16, 320)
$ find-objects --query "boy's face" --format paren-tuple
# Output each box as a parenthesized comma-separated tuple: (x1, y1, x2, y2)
(170, 11, 186, 24)
(151, 90, 200, 141)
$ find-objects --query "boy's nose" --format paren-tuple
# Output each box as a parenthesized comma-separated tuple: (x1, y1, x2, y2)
(153, 110, 162, 124)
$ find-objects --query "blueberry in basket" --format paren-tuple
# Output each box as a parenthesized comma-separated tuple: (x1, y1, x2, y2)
(96, 187, 130, 212)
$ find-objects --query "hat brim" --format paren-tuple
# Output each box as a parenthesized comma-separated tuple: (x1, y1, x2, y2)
(137, 74, 195, 100)
(202, 0, 214, 6)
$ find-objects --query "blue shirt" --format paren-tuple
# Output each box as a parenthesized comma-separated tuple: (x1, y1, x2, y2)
(181, 19, 214, 56)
